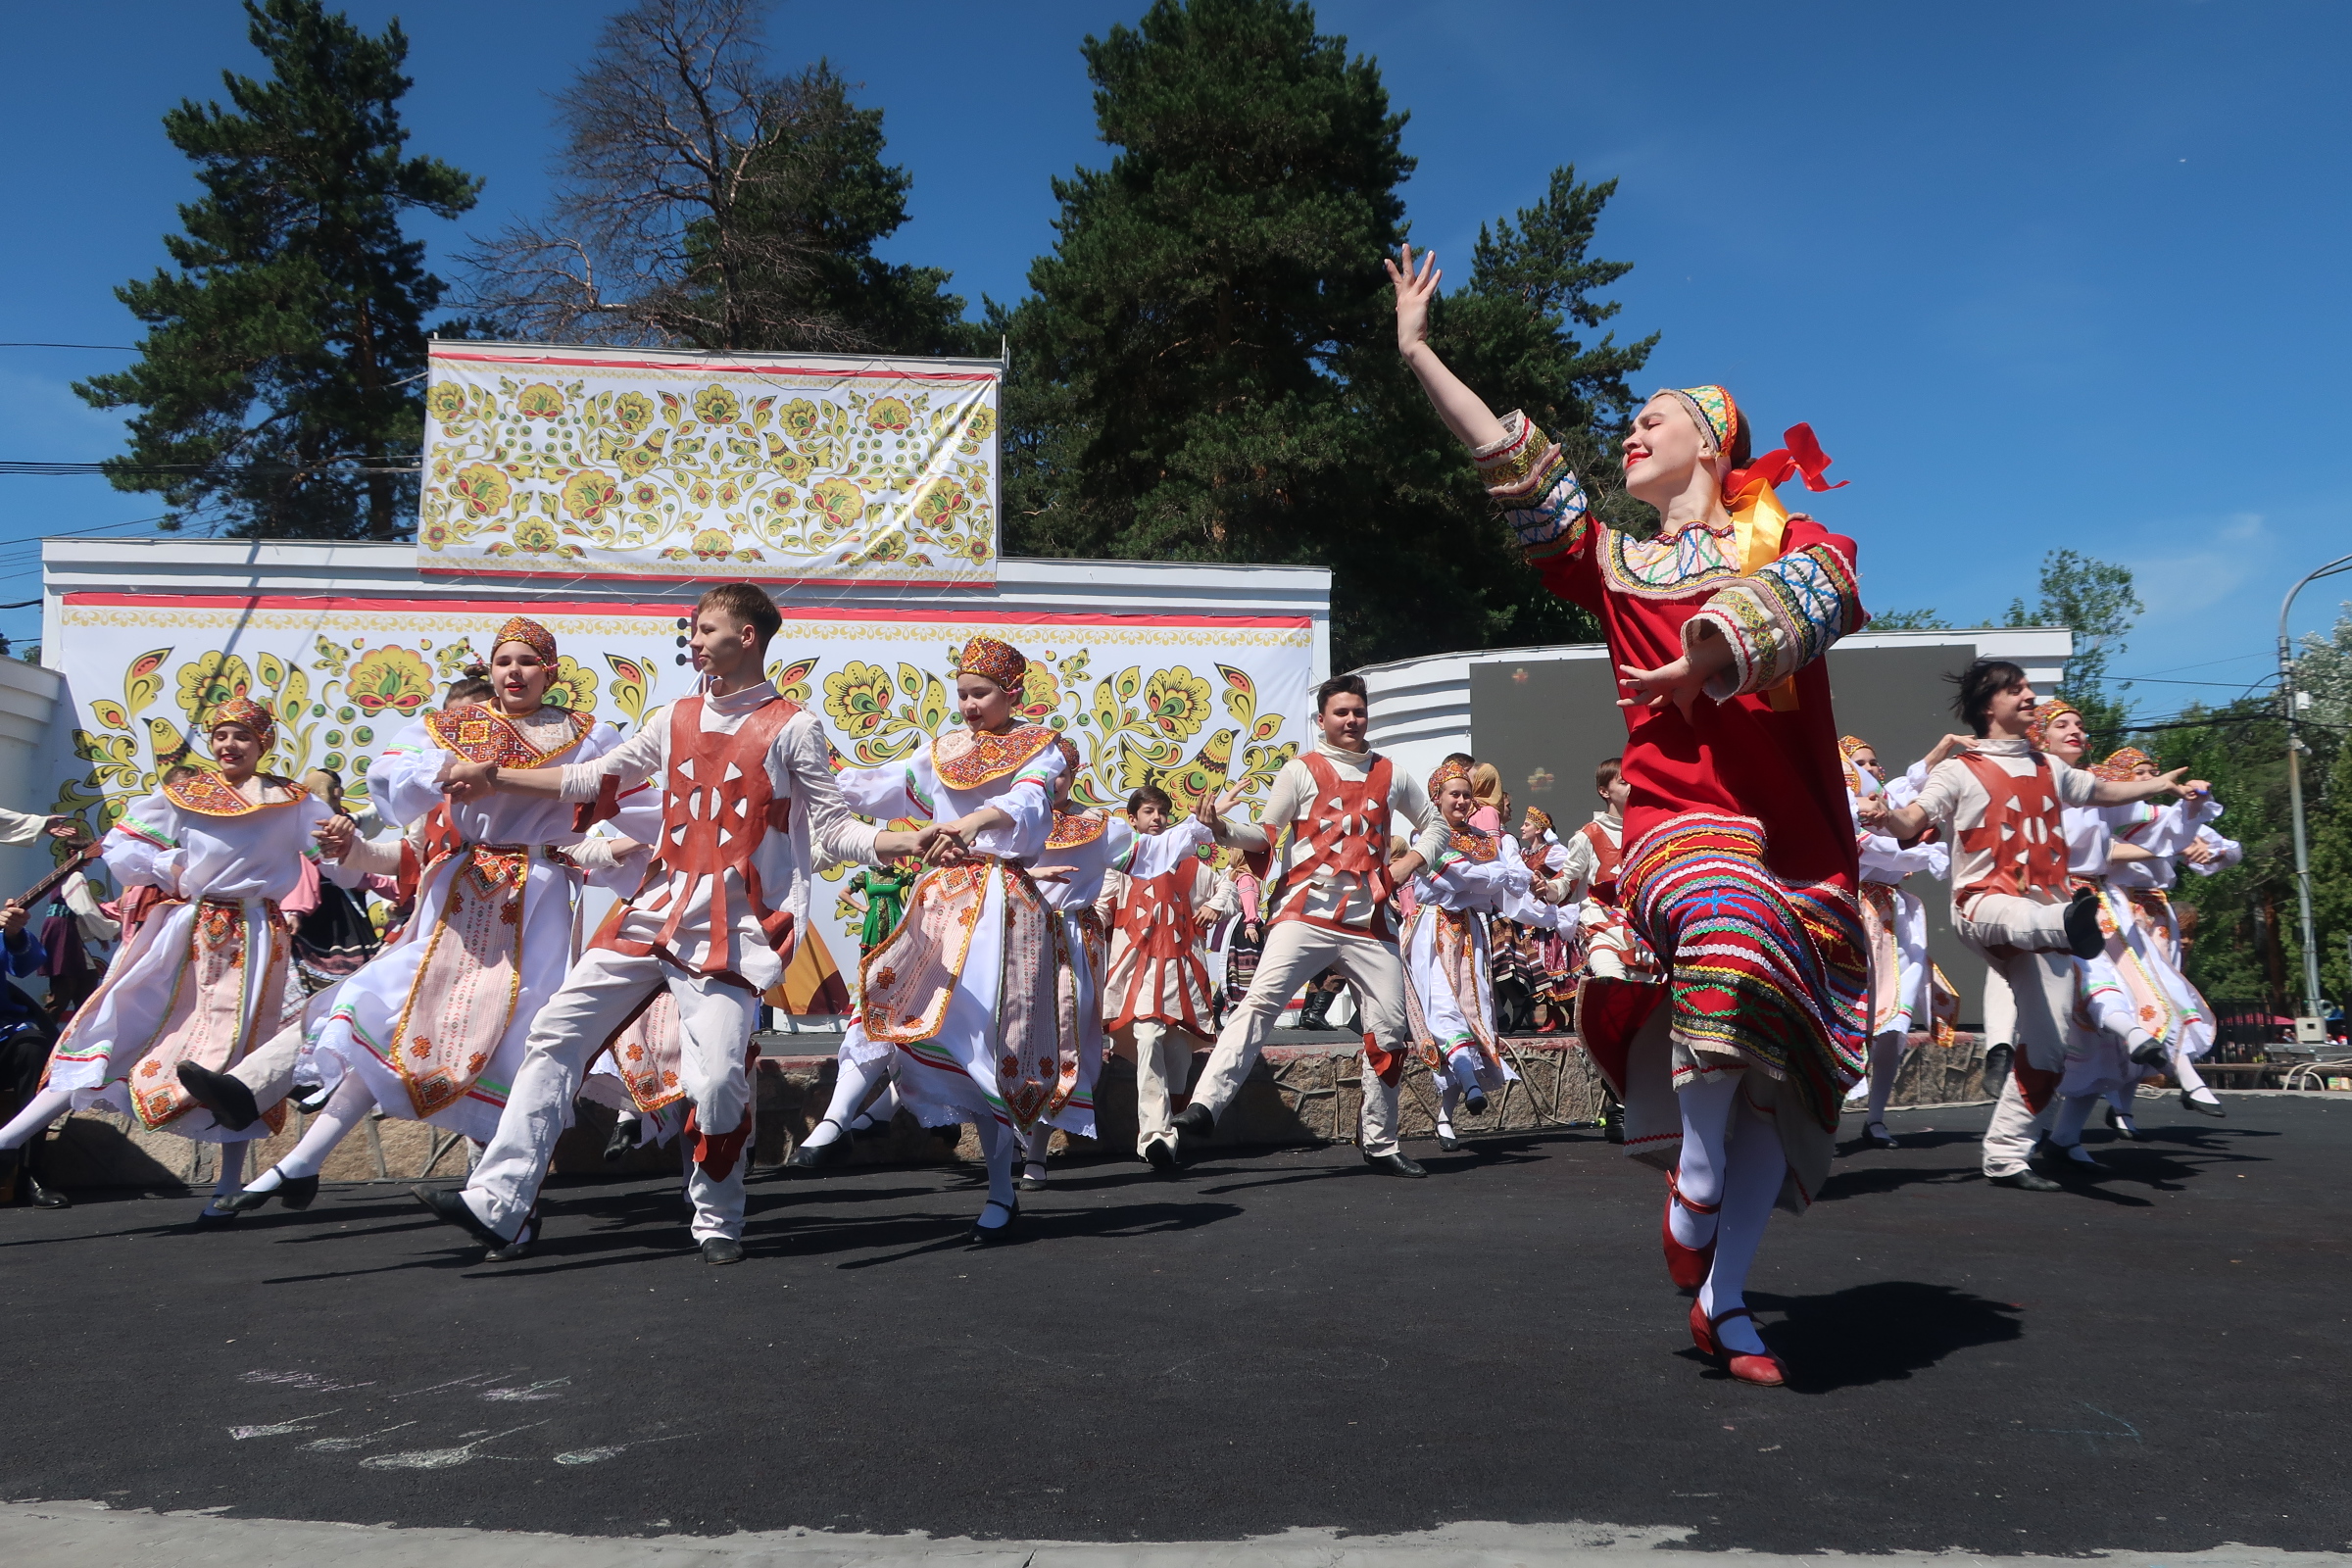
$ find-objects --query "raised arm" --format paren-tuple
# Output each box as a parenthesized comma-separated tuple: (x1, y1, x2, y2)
(1386, 246, 1508, 451)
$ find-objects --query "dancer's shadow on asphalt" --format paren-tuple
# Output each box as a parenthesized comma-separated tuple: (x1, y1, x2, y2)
(1743, 1281, 2023, 1394)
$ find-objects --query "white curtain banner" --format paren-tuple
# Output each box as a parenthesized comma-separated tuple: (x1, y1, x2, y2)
(49, 592, 1313, 1009)
(417, 342, 1002, 587)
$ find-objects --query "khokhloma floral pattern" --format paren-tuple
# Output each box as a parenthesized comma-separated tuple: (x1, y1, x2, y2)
(417, 345, 1002, 586)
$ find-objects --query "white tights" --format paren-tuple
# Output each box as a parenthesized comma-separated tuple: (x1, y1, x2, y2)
(1673, 1071, 1787, 1356)
(201, 1141, 249, 1211)
(0, 1088, 72, 1151)
(1865, 1031, 1907, 1125)
(806, 1055, 894, 1149)
(245, 1074, 373, 1191)
(973, 1115, 1016, 1227)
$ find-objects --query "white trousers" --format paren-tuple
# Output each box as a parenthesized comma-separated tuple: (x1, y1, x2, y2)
(462, 947, 761, 1242)
(1120, 1019, 1200, 1154)
(1956, 894, 2077, 1177)
(1194, 920, 1405, 1155)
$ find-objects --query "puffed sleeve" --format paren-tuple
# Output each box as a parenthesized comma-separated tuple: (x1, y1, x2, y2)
(784, 714, 881, 869)
(1124, 818, 1209, 881)
(1687, 518, 1869, 701)
(103, 792, 184, 895)
(562, 710, 667, 806)
(368, 718, 454, 830)
(1476, 411, 1592, 567)
(837, 752, 927, 823)
(968, 745, 1059, 860)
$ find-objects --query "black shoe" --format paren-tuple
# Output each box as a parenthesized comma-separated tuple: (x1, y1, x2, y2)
(218, 1183, 278, 1213)
(2065, 888, 2106, 960)
(1990, 1169, 2064, 1192)
(1862, 1123, 1899, 1150)
(602, 1119, 641, 1164)
(275, 1173, 320, 1210)
(194, 1204, 240, 1226)
(1437, 1131, 1463, 1152)
(2180, 1089, 2227, 1118)
(1980, 1043, 2014, 1096)
(1172, 1102, 1215, 1155)
(411, 1184, 516, 1250)
(700, 1235, 745, 1266)
(1362, 1150, 1428, 1178)
(2129, 1037, 2170, 1070)
(786, 1120, 852, 1170)
(485, 1211, 540, 1262)
(1463, 1087, 1489, 1117)
(175, 1061, 260, 1133)
(1297, 991, 1335, 1031)
(1017, 1161, 1049, 1192)
(289, 1083, 333, 1116)
(1143, 1137, 1177, 1172)
(23, 1175, 69, 1209)
(968, 1198, 1018, 1246)
(2103, 1105, 2143, 1141)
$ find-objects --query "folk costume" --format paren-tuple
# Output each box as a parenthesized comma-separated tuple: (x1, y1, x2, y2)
(0, 700, 330, 1215)
(1401, 762, 1540, 1146)
(2098, 750, 2230, 1116)
(811, 638, 1070, 1229)
(1472, 386, 1870, 1379)
(1098, 818, 1232, 1162)
(1555, 809, 1653, 984)
(1191, 738, 1438, 1163)
(1841, 735, 1958, 1145)
(443, 666, 886, 1251)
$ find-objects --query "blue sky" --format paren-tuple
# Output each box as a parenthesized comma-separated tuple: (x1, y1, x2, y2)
(4, 0, 2346, 718)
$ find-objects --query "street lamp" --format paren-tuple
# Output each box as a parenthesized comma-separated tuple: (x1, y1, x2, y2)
(2278, 551, 2352, 1029)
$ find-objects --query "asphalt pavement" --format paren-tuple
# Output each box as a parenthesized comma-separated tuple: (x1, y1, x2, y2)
(1, 1094, 2345, 1557)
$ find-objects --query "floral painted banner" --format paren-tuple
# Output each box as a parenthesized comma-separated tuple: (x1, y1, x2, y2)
(48, 593, 1313, 1010)
(417, 342, 1002, 586)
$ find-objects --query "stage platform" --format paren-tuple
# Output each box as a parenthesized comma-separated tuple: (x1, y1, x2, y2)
(0, 1094, 2343, 1560)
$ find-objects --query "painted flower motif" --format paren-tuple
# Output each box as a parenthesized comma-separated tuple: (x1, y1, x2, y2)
(451, 463, 511, 518)
(631, 482, 661, 507)
(512, 514, 562, 554)
(689, 480, 714, 507)
(543, 655, 599, 712)
(768, 447, 814, 484)
(961, 405, 996, 442)
(1017, 662, 1061, 722)
(515, 383, 565, 419)
(909, 477, 969, 528)
(420, 520, 453, 551)
(434, 639, 480, 678)
(562, 470, 620, 522)
(810, 476, 864, 531)
(717, 481, 740, 506)
(613, 391, 655, 432)
(347, 646, 434, 716)
(866, 396, 913, 433)
(1143, 666, 1214, 743)
(692, 385, 740, 424)
(686, 529, 735, 560)
(424, 381, 465, 422)
(950, 533, 994, 566)
(779, 398, 822, 441)
(174, 652, 253, 722)
(615, 444, 660, 478)
(822, 660, 895, 740)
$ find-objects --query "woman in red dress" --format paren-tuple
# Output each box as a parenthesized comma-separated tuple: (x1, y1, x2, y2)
(1388, 245, 1872, 1386)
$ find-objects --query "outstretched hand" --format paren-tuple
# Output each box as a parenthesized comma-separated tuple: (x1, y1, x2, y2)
(1383, 243, 1442, 357)
(313, 814, 357, 861)
(1194, 784, 1243, 833)
(1615, 656, 1706, 718)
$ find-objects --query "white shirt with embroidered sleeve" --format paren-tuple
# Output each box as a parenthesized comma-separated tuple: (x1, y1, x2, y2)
(1210, 741, 1433, 932)
(555, 681, 882, 987)
(1911, 737, 2100, 895)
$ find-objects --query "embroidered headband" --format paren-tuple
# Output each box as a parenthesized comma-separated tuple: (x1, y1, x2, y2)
(956, 636, 1027, 693)
(2095, 746, 2156, 782)
(2025, 699, 2082, 754)
(493, 615, 558, 663)
(1428, 759, 1473, 798)
(207, 697, 276, 749)
(1659, 385, 1739, 459)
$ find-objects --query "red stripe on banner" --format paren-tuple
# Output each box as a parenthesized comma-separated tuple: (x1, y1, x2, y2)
(428, 349, 998, 382)
(413, 564, 987, 590)
(59, 591, 1312, 630)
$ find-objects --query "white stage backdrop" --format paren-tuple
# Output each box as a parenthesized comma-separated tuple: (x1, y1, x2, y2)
(417, 342, 1003, 587)
(49, 592, 1313, 1009)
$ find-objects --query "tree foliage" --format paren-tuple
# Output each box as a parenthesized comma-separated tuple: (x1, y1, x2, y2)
(467, 0, 968, 355)
(74, 0, 480, 540)
(999, 0, 1651, 668)
(2003, 548, 2144, 748)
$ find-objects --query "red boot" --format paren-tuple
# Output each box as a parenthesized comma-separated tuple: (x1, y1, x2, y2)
(1662, 1168, 1718, 1292)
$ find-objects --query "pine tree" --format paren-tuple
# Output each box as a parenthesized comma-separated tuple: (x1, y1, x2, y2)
(74, 0, 480, 540)
(1000, 0, 1649, 668)
(2002, 549, 2144, 748)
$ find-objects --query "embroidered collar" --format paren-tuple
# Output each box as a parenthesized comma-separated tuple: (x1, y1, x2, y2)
(1446, 825, 1499, 862)
(163, 771, 308, 818)
(932, 724, 1058, 790)
(1047, 808, 1110, 850)
(425, 705, 594, 767)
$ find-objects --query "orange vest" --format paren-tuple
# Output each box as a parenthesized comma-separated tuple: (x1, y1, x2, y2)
(1273, 752, 1395, 938)
(1955, 751, 2069, 902)
(1578, 819, 1624, 906)
(1106, 860, 1212, 1034)
(597, 695, 802, 975)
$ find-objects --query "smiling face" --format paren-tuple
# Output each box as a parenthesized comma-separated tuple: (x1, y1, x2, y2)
(956, 672, 1016, 733)
(1437, 776, 1477, 827)
(1848, 746, 1883, 784)
(1986, 678, 2038, 738)
(489, 641, 553, 713)
(209, 722, 264, 781)
(1314, 690, 1369, 751)
(1620, 394, 1718, 511)
(2040, 709, 2087, 762)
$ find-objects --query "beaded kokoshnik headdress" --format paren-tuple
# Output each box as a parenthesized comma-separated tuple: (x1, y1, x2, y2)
(956, 636, 1027, 692)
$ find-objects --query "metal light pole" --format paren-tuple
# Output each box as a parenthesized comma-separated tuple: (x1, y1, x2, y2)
(2278, 551, 2352, 1027)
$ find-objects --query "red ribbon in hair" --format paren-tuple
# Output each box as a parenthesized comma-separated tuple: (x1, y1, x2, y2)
(1725, 422, 1846, 497)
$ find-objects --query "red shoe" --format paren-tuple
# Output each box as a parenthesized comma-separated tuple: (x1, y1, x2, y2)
(1662, 1168, 1718, 1291)
(1690, 1300, 1786, 1387)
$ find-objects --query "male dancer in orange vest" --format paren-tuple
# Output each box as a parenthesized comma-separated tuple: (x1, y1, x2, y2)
(1554, 756, 1656, 983)
(1099, 785, 1236, 1169)
(1871, 661, 2202, 1191)
(1178, 674, 1437, 1175)
(416, 584, 929, 1262)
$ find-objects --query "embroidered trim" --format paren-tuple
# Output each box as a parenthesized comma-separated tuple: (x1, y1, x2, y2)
(931, 725, 1057, 789)
(423, 705, 594, 767)
(1694, 541, 1866, 698)
(1046, 808, 1110, 850)
(1477, 412, 1591, 561)
(161, 772, 309, 817)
